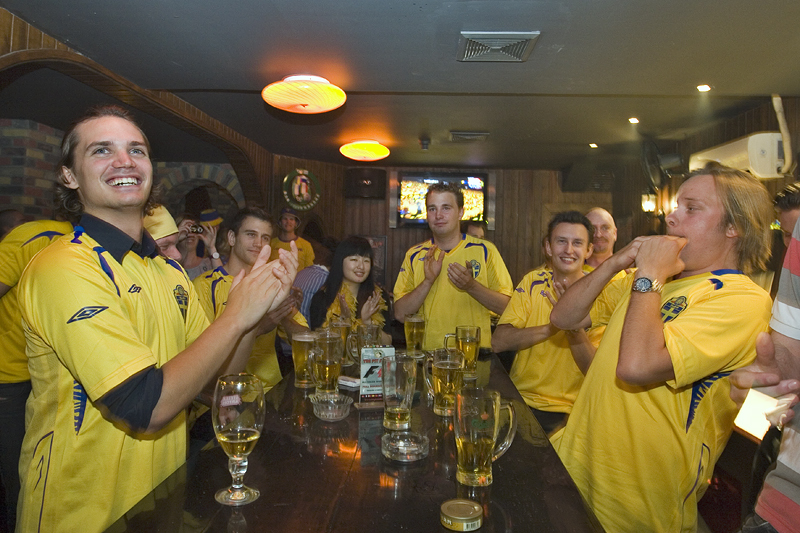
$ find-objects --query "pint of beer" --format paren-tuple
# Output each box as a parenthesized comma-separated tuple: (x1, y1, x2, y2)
(423, 348, 464, 416)
(404, 313, 425, 357)
(456, 326, 480, 377)
(292, 332, 318, 388)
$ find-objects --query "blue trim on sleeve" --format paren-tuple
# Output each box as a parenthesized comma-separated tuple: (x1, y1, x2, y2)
(22, 230, 67, 246)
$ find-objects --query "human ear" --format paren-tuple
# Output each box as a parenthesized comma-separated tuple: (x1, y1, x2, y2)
(61, 167, 80, 190)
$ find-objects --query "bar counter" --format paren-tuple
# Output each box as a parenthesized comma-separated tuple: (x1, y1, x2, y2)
(109, 354, 604, 532)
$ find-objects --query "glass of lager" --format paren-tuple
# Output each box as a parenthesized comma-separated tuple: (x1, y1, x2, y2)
(445, 326, 481, 377)
(346, 323, 381, 364)
(404, 313, 425, 359)
(381, 352, 417, 430)
(292, 331, 318, 388)
(212, 373, 266, 505)
(453, 387, 516, 487)
(330, 318, 354, 366)
(309, 329, 344, 394)
(423, 348, 464, 416)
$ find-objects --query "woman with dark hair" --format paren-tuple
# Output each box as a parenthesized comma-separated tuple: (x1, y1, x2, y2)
(309, 236, 391, 342)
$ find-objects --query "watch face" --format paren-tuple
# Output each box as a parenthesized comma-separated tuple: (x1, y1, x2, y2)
(633, 277, 653, 292)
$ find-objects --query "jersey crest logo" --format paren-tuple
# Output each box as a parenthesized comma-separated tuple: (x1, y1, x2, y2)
(128, 284, 141, 293)
(469, 259, 481, 278)
(173, 285, 189, 320)
(67, 306, 108, 324)
(73, 380, 87, 435)
(661, 296, 687, 323)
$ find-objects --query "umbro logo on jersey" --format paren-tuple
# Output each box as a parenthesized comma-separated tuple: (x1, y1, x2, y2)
(128, 285, 142, 293)
(67, 306, 108, 324)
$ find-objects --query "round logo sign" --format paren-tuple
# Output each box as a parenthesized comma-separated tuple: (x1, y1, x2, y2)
(282, 169, 321, 211)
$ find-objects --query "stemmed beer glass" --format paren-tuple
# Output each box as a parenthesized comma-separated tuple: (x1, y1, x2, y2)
(212, 373, 265, 506)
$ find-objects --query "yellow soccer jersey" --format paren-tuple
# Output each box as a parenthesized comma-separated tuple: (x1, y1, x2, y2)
(270, 235, 314, 271)
(394, 234, 513, 351)
(16, 226, 209, 533)
(0, 220, 72, 383)
(556, 269, 771, 533)
(194, 267, 307, 389)
(500, 268, 601, 413)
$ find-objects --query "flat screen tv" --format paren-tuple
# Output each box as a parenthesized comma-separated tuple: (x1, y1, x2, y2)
(397, 171, 488, 226)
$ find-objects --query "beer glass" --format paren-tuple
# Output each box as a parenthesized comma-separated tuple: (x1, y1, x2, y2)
(346, 323, 381, 364)
(404, 313, 425, 358)
(212, 373, 265, 505)
(423, 348, 464, 416)
(381, 353, 417, 430)
(310, 329, 344, 394)
(292, 331, 318, 388)
(453, 387, 516, 487)
(445, 326, 481, 377)
(330, 318, 354, 366)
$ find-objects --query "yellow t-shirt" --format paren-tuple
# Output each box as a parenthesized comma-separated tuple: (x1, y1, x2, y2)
(0, 220, 72, 383)
(394, 234, 513, 351)
(16, 226, 209, 533)
(270, 235, 314, 271)
(556, 270, 771, 533)
(500, 268, 601, 413)
(193, 266, 307, 389)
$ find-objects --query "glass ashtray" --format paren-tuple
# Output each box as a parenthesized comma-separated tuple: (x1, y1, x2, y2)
(310, 393, 353, 422)
(381, 431, 429, 462)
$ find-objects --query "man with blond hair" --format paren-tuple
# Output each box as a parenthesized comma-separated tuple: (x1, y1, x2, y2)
(552, 166, 774, 532)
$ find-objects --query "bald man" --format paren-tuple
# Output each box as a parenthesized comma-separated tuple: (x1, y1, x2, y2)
(585, 208, 617, 268)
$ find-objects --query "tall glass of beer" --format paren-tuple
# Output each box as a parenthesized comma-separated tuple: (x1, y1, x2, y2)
(310, 329, 344, 394)
(456, 326, 480, 377)
(454, 387, 516, 486)
(381, 353, 417, 430)
(292, 331, 318, 388)
(423, 348, 464, 416)
(330, 318, 353, 366)
(404, 313, 425, 358)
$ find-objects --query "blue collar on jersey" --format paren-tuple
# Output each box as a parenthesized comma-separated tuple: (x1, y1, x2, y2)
(78, 213, 158, 263)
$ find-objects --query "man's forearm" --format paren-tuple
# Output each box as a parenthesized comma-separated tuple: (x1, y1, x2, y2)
(146, 314, 253, 433)
(617, 292, 674, 385)
(394, 280, 433, 320)
(491, 323, 557, 353)
(551, 260, 617, 330)
(465, 282, 510, 315)
(565, 329, 596, 374)
(772, 330, 800, 382)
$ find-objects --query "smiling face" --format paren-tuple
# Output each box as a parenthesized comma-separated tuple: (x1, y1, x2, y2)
(545, 222, 592, 277)
(343, 254, 372, 285)
(61, 116, 152, 221)
(229, 216, 273, 267)
(280, 214, 298, 233)
(426, 191, 464, 240)
(665, 173, 738, 276)
(585, 208, 617, 256)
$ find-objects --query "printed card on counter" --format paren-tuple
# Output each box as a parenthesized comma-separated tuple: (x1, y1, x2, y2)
(358, 345, 393, 407)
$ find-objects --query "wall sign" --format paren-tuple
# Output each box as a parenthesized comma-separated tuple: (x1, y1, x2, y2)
(282, 168, 321, 211)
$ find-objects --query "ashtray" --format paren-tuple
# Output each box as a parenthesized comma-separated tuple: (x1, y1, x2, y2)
(381, 431, 429, 462)
(310, 393, 353, 422)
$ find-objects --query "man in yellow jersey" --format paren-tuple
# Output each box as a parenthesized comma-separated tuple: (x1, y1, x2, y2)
(394, 183, 513, 351)
(15, 105, 297, 533)
(194, 207, 308, 391)
(270, 207, 315, 271)
(550, 166, 774, 532)
(584, 207, 617, 268)
(492, 211, 598, 434)
(0, 217, 73, 531)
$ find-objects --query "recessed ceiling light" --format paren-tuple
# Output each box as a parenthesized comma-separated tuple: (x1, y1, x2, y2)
(629, 117, 639, 124)
(261, 75, 346, 114)
(697, 84, 711, 92)
(589, 143, 598, 148)
(339, 140, 390, 161)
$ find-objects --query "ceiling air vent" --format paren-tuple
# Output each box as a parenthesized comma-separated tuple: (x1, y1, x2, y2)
(457, 31, 540, 62)
(450, 131, 490, 142)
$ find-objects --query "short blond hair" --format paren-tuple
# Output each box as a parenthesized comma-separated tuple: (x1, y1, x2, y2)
(691, 165, 772, 274)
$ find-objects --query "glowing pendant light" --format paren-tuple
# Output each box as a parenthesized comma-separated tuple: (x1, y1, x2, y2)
(339, 140, 390, 161)
(261, 75, 346, 114)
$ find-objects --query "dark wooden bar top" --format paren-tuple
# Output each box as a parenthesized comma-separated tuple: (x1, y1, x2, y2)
(109, 354, 604, 532)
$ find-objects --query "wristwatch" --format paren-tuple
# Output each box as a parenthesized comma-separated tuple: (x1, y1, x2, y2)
(632, 276, 663, 294)
(211, 252, 220, 260)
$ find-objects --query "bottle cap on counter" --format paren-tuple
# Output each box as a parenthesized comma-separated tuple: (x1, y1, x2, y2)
(440, 499, 483, 531)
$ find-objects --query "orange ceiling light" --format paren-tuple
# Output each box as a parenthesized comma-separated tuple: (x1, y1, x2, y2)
(261, 75, 346, 114)
(339, 140, 390, 161)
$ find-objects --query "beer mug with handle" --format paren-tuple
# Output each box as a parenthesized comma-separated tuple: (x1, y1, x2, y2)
(453, 387, 516, 486)
(444, 326, 481, 377)
(346, 323, 381, 364)
(423, 348, 464, 416)
(308, 329, 344, 394)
